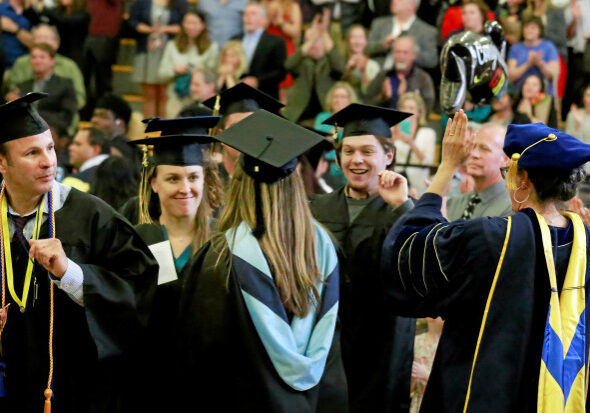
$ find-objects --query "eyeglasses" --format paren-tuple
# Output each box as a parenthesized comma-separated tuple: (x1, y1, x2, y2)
(500, 166, 509, 179)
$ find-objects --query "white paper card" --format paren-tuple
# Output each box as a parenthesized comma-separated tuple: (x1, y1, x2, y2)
(149, 241, 178, 285)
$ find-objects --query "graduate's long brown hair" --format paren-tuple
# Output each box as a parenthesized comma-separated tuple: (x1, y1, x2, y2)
(218, 164, 321, 318)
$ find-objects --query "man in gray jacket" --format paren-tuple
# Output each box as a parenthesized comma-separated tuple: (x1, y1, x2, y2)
(367, 0, 438, 69)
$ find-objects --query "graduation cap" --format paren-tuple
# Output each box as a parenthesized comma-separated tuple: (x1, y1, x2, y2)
(503, 123, 590, 189)
(0, 92, 49, 142)
(215, 109, 324, 237)
(302, 132, 334, 171)
(322, 103, 411, 140)
(203, 83, 284, 117)
(131, 116, 220, 223)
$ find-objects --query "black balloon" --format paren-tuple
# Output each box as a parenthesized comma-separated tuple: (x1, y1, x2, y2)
(440, 21, 508, 116)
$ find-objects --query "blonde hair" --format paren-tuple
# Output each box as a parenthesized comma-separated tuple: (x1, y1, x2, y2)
(325, 81, 358, 112)
(218, 165, 321, 318)
(141, 159, 223, 254)
(220, 40, 247, 80)
(398, 92, 427, 127)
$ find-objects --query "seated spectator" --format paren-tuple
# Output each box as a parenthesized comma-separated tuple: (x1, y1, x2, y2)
(89, 156, 139, 210)
(216, 40, 247, 92)
(496, 0, 527, 45)
(393, 92, 436, 196)
(233, 1, 287, 99)
(39, 0, 90, 66)
(566, 84, 590, 143)
(410, 317, 443, 413)
(62, 126, 111, 192)
(158, 8, 219, 118)
(367, 0, 438, 69)
(263, 0, 302, 102)
(283, 17, 345, 124)
(0, 0, 34, 67)
(507, 16, 559, 96)
(442, 0, 493, 40)
(189, 67, 217, 104)
(6, 24, 86, 118)
(129, 0, 188, 118)
(365, 36, 435, 111)
(513, 73, 558, 127)
(7, 43, 78, 133)
(342, 24, 380, 98)
(197, 0, 248, 46)
(489, 91, 531, 126)
(310, 0, 365, 36)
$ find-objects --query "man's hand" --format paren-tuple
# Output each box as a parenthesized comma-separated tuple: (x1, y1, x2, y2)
(440, 110, 469, 170)
(412, 360, 430, 383)
(378, 170, 409, 208)
(382, 77, 393, 100)
(28, 239, 68, 278)
(383, 34, 396, 50)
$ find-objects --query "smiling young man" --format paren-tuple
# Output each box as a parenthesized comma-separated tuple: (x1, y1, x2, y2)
(0, 93, 157, 413)
(309, 103, 415, 413)
(446, 123, 512, 220)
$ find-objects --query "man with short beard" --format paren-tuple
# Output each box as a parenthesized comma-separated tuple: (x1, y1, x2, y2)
(310, 103, 415, 413)
(365, 36, 435, 111)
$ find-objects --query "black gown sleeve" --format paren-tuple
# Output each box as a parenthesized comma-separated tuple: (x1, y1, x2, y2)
(381, 193, 508, 319)
(78, 212, 159, 359)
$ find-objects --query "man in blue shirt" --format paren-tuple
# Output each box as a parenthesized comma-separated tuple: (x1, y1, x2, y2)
(0, 0, 33, 67)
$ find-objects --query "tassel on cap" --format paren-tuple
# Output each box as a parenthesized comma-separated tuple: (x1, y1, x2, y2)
(138, 145, 153, 225)
(252, 181, 265, 239)
(332, 123, 338, 143)
(44, 389, 52, 413)
(505, 134, 557, 190)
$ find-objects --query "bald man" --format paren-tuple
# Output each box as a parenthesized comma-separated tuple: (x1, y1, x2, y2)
(447, 123, 513, 220)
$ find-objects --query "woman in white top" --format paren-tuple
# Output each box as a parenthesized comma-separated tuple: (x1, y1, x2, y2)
(342, 25, 380, 99)
(158, 8, 219, 117)
(393, 92, 436, 196)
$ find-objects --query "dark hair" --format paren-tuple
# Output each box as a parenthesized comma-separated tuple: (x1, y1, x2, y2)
(334, 135, 396, 170)
(95, 93, 132, 126)
(86, 127, 111, 154)
(522, 15, 544, 38)
(89, 157, 139, 210)
(524, 166, 586, 202)
(175, 8, 212, 54)
(31, 43, 57, 58)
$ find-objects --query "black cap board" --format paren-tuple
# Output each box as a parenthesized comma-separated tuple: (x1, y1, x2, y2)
(0, 92, 49, 142)
(203, 83, 284, 117)
(322, 103, 412, 140)
(215, 109, 325, 183)
(132, 116, 220, 166)
(303, 138, 334, 171)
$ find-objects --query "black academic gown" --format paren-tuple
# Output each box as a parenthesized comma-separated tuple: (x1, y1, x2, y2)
(381, 193, 590, 412)
(0, 188, 158, 413)
(309, 187, 416, 413)
(173, 234, 349, 413)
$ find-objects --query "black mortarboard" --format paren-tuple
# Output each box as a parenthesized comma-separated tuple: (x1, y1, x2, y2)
(203, 83, 284, 117)
(322, 103, 411, 140)
(215, 110, 324, 238)
(215, 109, 324, 183)
(0, 92, 49, 142)
(132, 116, 220, 166)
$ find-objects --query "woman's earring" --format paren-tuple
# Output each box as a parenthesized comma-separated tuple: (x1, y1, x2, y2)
(513, 185, 530, 204)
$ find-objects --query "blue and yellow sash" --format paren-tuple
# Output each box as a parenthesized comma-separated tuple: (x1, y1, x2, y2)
(537, 211, 587, 413)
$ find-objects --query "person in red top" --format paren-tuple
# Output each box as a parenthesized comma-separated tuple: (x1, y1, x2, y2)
(81, 0, 124, 120)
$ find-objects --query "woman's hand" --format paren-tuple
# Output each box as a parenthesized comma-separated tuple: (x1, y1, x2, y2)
(174, 64, 189, 75)
(412, 360, 430, 383)
(440, 110, 469, 170)
(378, 170, 409, 208)
(570, 196, 590, 226)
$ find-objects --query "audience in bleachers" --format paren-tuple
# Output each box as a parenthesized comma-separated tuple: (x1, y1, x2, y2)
(566, 83, 590, 141)
(514, 73, 558, 126)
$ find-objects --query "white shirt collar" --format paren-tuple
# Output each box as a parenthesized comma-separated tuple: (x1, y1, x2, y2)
(79, 154, 109, 172)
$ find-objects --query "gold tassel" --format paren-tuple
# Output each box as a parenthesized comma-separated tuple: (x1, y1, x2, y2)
(138, 146, 153, 225)
(332, 122, 338, 143)
(44, 389, 52, 413)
